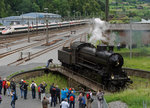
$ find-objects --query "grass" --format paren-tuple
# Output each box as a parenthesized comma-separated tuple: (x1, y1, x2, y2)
(26, 73, 68, 93)
(123, 57, 150, 71)
(114, 47, 150, 54)
(105, 76, 150, 108)
(7, 71, 22, 79)
(114, 47, 150, 71)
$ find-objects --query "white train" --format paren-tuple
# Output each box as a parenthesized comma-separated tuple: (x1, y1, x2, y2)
(1, 19, 89, 35)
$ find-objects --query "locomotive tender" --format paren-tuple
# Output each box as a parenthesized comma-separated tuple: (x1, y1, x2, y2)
(58, 41, 132, 91)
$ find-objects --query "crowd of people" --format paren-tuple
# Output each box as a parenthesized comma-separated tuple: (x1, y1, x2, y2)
(0, 76, 105, 108)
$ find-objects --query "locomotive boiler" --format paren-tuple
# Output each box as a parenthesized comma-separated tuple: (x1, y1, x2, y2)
(58, 41, 132, 91)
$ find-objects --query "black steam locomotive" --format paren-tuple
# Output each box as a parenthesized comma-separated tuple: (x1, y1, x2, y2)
(58, 41, 132, 91)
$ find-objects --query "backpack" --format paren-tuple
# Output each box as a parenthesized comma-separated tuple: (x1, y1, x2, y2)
(97, 93, 103, 101)
(31, 84, 35, 90)
(38, 86, 41, 92)
(70, 96, 74, 101)
(52, 87, 56, 91)
(86, 93, 90, 99)
(14, 93, 18, 101)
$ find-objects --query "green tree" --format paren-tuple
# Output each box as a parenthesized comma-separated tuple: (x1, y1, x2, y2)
(31, 3, 40, 12)
(0, 0, 6, 17)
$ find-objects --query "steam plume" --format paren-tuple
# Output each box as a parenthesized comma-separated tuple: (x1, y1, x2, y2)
(89, 18, 107, 44)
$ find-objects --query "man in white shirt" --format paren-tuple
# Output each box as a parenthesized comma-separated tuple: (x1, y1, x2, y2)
(30, 81, 37, 99)
(60, 98, 69, 108)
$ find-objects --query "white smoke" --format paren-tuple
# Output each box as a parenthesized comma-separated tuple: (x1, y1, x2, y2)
(109, 32, 116, 46)
(89, 18, 107, 44)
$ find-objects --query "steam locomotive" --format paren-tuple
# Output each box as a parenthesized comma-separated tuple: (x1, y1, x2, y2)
(58, 41, 132, 91)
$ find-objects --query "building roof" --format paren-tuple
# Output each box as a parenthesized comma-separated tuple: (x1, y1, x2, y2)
(2, 16, 34, 20)
(0, 12, 61, 20)
(21, 12, 61, 18)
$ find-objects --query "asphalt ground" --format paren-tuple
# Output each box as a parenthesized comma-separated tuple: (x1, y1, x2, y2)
(0, 63, 98, 108)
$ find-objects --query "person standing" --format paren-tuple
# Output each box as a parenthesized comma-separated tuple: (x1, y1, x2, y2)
(78, 93, 83, 108)
(42, 96, 49, 108)
(0, 77, 2, 94)
(2, 78, 7, 96)
(61, 88, 68, 101)
(69, 91, 75, 108)
(38, 84, 41, 100)
(55, 85, 60, 104)
(86, 89, 93, 108)
(81, 93, 86, 108)
(22, 81, 28, 99)
(67, 88, 72, 103)
(10, 79, 16, 92)
(96, 89, 104, 108)
(80, 88, 85, 96)
(0, 94, 2, 104)
(10, 89, 16, 108)
(19, 79, 24, 98)
(41, 82, 47, 102)
(78, 93, 86, 108)
(60, 98, 69, 108)
(30, 81, 37, 99)
(50, 84, 56, 107)
(6, 80, 11, 96)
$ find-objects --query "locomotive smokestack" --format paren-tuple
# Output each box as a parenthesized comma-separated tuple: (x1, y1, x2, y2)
(97, 45, 107, 51)
(108, 46, 114, 52)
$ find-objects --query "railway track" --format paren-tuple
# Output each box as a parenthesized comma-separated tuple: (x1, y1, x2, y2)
(0, 32, 69, 59)
(0, 28, 87, 59)
(123, 68, 150, 79)
(0, 25, 88, 49)
(7, 33, 87, 66)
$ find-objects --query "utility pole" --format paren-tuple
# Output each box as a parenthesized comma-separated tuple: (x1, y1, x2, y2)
(105, 0, 109, 21)
(44, 8, 49, 46)
(46, 17, 49, 46)
(27, 19, 30, 43)
(130, 18, 132, 59)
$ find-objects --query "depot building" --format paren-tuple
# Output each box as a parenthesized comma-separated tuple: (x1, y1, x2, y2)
(0, 12, 61, 26)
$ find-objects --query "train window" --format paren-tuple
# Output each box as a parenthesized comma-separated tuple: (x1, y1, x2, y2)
(4, 27, 11, 30)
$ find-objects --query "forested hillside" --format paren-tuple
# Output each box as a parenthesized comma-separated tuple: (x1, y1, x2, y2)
(0, 0, 105, 18)
(109, 0, 150, 23)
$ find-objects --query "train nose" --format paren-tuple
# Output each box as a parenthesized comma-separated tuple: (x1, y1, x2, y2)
(2, 30, 7, 34)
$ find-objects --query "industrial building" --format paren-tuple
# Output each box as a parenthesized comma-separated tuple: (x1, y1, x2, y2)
(0, 12, 61, 26)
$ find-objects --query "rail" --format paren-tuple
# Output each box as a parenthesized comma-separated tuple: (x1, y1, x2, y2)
(123, 68, 150, 79)
(8, 32, 87, 66)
